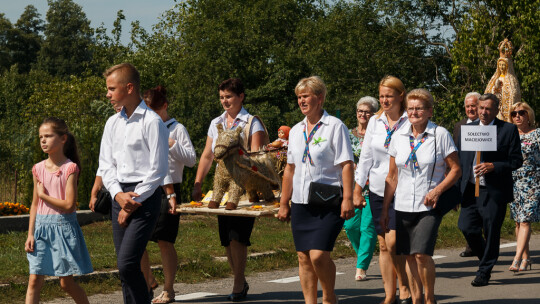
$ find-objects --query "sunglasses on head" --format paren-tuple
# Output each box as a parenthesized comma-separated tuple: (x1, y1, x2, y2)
(510, 110, 527, 117)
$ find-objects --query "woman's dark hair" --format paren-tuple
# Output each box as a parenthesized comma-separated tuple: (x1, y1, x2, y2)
(143, 85, 168, 110)
(41, 117, 81, 173)
(218, 78, 245, 97)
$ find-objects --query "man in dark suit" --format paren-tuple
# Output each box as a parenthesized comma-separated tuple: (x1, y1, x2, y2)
(457, 93, 523, 287)
(453, 92, 480, 258)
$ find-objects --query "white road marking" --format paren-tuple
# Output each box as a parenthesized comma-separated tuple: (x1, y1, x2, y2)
(500, 242, 517, 248)
(269, 272, 344, 283)
(433, 255, 446, 260)
(268, 276, 300, 283)
(175, 292, 217, 301)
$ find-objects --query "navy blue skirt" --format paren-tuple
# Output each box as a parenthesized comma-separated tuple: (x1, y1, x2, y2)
(369, 191, 396, 235)
(291, 203, 344, 252)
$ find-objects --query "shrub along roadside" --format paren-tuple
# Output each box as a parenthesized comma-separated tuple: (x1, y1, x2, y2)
(0, 208, 538, 303)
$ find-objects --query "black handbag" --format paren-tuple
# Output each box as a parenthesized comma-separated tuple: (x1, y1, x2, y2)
(94, 187, 112, 215)
(430, 127, 462, 216)
(308, 182, 343, 208)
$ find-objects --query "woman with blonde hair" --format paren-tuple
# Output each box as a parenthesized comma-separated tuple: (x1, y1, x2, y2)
(354, 75, 413, 304)
(278, 76, 354, 304)
(508, 102, 539, 272)
(382, 88, 461, 304)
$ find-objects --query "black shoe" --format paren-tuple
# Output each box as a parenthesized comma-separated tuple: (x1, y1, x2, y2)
(460, 250, 473, 257)
(227, 281, 249, 301)
(395, 297, 412, 304)
(471, 274, 489, 287)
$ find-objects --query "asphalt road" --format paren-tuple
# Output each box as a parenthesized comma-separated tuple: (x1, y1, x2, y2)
(46, 234, 540, 304)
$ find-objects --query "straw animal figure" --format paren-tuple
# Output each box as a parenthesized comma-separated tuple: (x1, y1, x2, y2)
(209, 125, 281, 210)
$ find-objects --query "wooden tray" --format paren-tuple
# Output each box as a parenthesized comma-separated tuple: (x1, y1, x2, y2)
(177, 200, 279, 217)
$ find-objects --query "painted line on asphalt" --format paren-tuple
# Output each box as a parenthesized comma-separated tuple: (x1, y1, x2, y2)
(500, 242, 517, 248)
(175, 292, 218, 301)
(268, 272, 344, 283)
(432, 255, 446, 260)
(268, 276, 300, 283)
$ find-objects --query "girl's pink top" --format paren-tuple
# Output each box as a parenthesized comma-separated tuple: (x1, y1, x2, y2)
(32, 159, 79, 215)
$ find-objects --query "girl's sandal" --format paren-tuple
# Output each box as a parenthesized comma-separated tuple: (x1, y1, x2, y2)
(152, 290, 175, 304)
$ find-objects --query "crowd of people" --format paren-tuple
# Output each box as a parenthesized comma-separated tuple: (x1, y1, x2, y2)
(23, 62, 538, 304)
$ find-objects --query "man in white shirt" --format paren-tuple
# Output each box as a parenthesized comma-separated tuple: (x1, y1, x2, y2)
(99, 63, 169, 303)
(453, 92, 480, 258)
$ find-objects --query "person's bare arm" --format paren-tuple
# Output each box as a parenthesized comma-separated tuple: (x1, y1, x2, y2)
(340, 160, 355, 220)
(381, 156, 398, 233)
(89, 175, 103, 212)
(277, 164, 295, 222)
(192, 136, 214, 201)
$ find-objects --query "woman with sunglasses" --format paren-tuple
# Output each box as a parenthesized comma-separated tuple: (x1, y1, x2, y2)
(508, 102, 539, 272)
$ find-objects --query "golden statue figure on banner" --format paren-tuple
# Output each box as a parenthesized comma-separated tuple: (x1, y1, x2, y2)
(485, 39, 521, 122)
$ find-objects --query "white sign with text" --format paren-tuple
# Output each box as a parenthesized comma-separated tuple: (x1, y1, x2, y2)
(461, 125, 497, 151)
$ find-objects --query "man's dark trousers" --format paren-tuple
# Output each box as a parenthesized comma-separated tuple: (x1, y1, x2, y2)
(456, 118, 522, 279)
(112, 182, 161, 304)
(458, 183, 507, 277)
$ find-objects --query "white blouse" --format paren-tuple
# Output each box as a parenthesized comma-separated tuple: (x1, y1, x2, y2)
(207, 107, 264, 152)
(355, 111, 410, 196)
(389, 121, 457, 212)
(287, 110, 354, 204)
(162, 118, 197, 185)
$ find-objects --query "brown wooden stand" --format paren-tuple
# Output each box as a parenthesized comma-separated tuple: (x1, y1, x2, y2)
(475, 151, 481, 197)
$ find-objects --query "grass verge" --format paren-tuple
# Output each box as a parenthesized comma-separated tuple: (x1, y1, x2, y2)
(0, 207, 538, 303)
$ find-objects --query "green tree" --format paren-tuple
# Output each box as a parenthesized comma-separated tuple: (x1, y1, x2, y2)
(451, 0, 540, 122)
(0, 14, 14, 71)
(90, 10, 131, 75)
(12, 5, 44, 73)
(36, 0, 94, 77)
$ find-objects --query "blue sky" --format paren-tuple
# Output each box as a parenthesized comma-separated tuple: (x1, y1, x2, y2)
(1, 0, 176, 44)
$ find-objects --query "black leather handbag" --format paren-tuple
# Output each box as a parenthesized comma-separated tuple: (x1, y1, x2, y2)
(431, 127, 462, 216)
(308, 182, 343, 208)
(94, 187, 112, 215)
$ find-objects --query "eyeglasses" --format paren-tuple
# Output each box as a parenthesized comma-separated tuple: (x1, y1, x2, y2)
(356, 109, 373, 116)
(510, 110, 527, 117)
(406, 107, 428, 113)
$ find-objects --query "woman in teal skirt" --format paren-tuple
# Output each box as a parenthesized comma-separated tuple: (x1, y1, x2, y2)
(344, 96, 378, 281)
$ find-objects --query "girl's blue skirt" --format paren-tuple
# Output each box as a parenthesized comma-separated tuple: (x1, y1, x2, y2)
(27, 213, 93, 276)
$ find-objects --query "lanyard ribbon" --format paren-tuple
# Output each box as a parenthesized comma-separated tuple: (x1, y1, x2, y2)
(404, 132, 428, 170)
(383, 116, 406, 149)
(227, 119, 240, 129)
(302, 122, 323, 165)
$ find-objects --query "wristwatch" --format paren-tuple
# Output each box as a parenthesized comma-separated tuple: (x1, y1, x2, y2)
(167, 193, 176, 199)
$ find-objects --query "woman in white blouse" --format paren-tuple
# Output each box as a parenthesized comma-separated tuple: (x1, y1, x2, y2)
(353, 75, 412, 304)
(192, 78, 267, 301)
(382, 89, 461, 304)
(140, 85, 197, 304)
(278, 76, 354, 304)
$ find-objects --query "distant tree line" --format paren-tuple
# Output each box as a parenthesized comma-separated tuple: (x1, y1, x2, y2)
(0, 0, 538, 207)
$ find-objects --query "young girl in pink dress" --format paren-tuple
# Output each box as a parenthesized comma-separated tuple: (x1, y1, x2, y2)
(25, 117, 93, 304)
